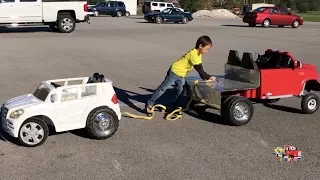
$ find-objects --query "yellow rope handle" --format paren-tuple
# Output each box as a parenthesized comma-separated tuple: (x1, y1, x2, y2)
(122, 104, 166, 120)
(122, 79, 213, 121)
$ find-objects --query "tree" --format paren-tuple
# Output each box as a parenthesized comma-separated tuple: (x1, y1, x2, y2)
(296, 0, 309, 12)
(180, 0, 201, 13)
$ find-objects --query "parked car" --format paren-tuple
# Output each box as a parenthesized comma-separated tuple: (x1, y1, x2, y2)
(88, 1, 130, 17)
(243, 6, 303, 28)
(142, 1, 184, 14)
(144, 8, 193, 24)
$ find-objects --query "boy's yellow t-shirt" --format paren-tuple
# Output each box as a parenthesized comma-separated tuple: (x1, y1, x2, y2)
(171, 48, 202, 77)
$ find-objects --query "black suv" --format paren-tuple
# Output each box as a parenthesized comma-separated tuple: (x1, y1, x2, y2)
(89, 1, 130, 17)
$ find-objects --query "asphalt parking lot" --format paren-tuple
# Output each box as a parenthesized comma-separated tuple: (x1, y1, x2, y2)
(1, 16, 320, 180)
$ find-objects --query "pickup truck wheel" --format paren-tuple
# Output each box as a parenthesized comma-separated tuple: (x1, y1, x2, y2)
(125, 11, 130, 17)
(116, 11, 122, 17)
(86, 107, 119, 139)
(223, 96, 254, 126)
(155, 16, 163, 24)
(181, 17, 188, 24)
(18, 117, 49, 147)
(57, 15, 76, 33)
(301, 93, 319, 114)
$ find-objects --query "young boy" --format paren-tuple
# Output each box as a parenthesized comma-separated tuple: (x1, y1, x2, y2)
(145, 35, 216, 114)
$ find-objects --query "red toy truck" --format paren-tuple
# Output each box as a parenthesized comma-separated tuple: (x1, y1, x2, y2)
(185, 49, 320, 126)
(284, 145, 302, 161)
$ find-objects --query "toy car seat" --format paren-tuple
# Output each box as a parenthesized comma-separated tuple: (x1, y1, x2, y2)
(87, 72, 100, 83)
(241, 52, 259, 70)
(98, 74, 106, 82)
(227, 50, 241, 66)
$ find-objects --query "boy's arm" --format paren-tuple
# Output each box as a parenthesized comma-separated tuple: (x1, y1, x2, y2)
(193, 64, 211, 80)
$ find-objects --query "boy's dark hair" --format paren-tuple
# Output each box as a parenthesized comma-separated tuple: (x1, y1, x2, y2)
(195, 35, 212, 49)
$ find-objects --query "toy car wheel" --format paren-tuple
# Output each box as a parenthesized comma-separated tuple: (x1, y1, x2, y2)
(93, 11, 100, 17)
(86, 107, 119, 139)
(292, 20, 300, 28)
(223, 96, 254, 126)
(116, 11, 122, 17)
(18, 117, 49, 147)
(181, 17, 188, 24)
(125, 11, 130, 17)
(301, 93, 319, 114)
(57, 14, 76, 33)
(155, 16, 163, 24)
(262, 19, 270, 28)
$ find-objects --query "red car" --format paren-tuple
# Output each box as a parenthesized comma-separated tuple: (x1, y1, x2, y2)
(243, 6, 303, 28)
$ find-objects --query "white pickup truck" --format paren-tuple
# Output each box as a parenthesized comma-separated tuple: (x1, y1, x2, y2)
(0, 0, 90, 33)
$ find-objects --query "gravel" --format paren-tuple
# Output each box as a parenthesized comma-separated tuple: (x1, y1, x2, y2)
(192, 9, 240, 19)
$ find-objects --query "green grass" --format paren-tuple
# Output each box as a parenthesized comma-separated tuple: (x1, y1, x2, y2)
(296, 11, 320, 22)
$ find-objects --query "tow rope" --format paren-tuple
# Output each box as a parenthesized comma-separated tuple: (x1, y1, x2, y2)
(122, 100, 193, 121)
(122, 80, 212, 121)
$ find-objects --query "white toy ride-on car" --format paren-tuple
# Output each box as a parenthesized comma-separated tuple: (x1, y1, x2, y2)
(1, 73, 121, 147)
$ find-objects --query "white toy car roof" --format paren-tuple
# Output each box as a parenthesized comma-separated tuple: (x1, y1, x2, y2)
(43, 77, 112, 88)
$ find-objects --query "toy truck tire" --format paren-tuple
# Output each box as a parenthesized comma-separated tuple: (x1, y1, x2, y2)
(301, 93, 320, 114)
(57, 14, 76, 33)
(86, 107, 119, 140)
(222, 96, 254, 126)
(18, 117, 49, 147)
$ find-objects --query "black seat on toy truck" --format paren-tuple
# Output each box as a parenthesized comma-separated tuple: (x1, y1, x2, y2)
(241, 52, 259, 70)
(227, 50, 241, 66)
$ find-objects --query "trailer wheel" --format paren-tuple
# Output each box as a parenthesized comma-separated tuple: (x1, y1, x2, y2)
(223, 96, 254, 126)
(301, 93, 319, 114)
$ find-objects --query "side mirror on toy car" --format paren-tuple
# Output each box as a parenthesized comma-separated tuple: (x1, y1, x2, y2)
(50, 94, 58, 102)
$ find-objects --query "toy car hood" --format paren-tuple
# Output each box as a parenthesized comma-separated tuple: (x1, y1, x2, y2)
(4, 94, 43, 110)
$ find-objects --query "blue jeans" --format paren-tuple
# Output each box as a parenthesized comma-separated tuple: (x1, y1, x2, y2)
(147, 69, 185, 108)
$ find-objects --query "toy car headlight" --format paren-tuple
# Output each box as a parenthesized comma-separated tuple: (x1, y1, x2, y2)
(10, 109, 24, 119)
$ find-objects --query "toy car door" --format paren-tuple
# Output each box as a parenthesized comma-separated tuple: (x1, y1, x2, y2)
(54, 85, 98, 124)
(259, 68, 301, 98)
